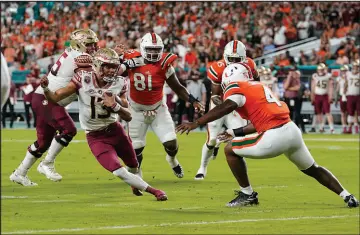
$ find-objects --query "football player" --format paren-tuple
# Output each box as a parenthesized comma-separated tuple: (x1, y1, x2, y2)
(176, 63, 359, 208)
(344, 59, 360, 134)
(194, 40, 258, 180)
(260, 68, 279, 99)
(310, 63, 335, 133)
(39, 48, 167, 201)
(10, 29, 99, 186)
(121, 32, 204, 181)
(1, 52, 11, 108)
(335, 65, 349, 133)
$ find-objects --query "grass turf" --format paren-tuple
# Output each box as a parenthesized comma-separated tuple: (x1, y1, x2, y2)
(1, 130, 359, 234)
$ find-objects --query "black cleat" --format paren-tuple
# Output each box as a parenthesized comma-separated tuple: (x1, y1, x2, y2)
(226, 190, 259, 207)
(194, 173, 205, 180)
(131, 186, 143, 196)
(309, 127, 316, 133)
(172, 164, 184, 178)
(344, 195, 359, 208)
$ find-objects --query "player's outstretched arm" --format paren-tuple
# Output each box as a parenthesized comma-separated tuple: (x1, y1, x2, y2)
(41, 76, 77, 103)
(166, 73, 205, 113)
(176, 99, 237, 135)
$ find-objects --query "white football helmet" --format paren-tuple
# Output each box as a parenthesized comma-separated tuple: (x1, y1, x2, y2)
(221, 63, 253, 90)
(140, 32, 164, 62)
(223, 40, 246, 66)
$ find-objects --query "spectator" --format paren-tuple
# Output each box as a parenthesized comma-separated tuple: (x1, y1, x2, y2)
(298, 50, 310, 65)
(21, 64, 40, 128)
(285, 50, 296, 65)
(283, 67, 301, 129)
(274, 24, 287, 47)
(2, 81, 16, 128)
(185, 68, 207, 122)
(47, 57, 55, 73)
(297, 15, 310, 40)
(336, 50, 350, 65)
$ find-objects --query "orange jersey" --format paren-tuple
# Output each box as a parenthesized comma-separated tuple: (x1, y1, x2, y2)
(223, 81, 290, 133)
(124, 50, 177, 105)
(207, 58, 258, 84)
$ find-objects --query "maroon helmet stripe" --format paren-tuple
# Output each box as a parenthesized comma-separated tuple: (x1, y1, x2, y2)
(233, 40, 238, 53)
(151, 33, 157, 44)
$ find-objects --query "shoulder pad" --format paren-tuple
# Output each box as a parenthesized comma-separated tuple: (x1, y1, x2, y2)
(160, 53, 178, 70)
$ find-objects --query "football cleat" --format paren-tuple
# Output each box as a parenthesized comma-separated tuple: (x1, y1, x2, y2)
(172, 164, 184, 178)
(226, 190, 259, 207)
(131, 186, 143, 196)
(194, 173, 205, 180)
(154, 189, 168, 201)
(37, 161, 62, 182)
(344, 195, 359, 208)
(309, 127, 316, 133)
(319, 128, 325, 133)
(10, 171, 38, 186)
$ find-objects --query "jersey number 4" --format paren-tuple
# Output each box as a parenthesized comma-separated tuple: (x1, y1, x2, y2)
(90, 97, 111, 119)
(50, 52, 68, 76)
(134, 73, 152, 91)
(263, 86, 282, 106)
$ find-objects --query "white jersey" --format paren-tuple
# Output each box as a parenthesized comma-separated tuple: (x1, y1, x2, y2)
(336, 76, 347, 101)
(260, 77, 278, 94)
(72, 68, 127, 132)
(1, 53, 11, 108)
(346, 71, 360, 96)
(35, 48, 83, 106)
(313, 73, 332, 95)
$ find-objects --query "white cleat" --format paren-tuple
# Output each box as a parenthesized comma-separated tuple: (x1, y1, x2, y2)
(37, 161, 62, 182)
(10, 171, 38, 186)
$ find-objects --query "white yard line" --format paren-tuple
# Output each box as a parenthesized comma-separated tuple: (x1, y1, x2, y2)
(3, 215, 358, 234)
(160, 207, 203, 211)
(1, 196, 28, 199)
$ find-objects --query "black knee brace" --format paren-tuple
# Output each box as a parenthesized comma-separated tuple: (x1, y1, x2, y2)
(27, 141, 44, 158)
(164, 142, 178, 157)
(55, 134, 74, 147)
(135, 148, 144, 167)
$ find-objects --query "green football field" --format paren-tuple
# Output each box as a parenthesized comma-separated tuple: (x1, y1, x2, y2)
(1, 129, 359, 234)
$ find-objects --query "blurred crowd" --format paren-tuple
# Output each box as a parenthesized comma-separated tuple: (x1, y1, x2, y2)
(1, 2, 360, 126)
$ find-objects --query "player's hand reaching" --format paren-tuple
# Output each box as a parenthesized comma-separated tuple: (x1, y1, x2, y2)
(124, 56, 145, 69)
(217, 130, 234, 143)
(40, 76, 49, 88)
(193, 101, 205, 114)
(102, 92, 116, 108)
(176, 122, 199, 135)
(114, 44, 126, 55)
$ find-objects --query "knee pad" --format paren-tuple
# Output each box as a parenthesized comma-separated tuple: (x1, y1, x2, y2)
(206, 143, 215, 150)
(135, 148, 144, 166)
(55, 133, 74, 147)
(27, 141, 44, 158)
(164, 141, 178, 157)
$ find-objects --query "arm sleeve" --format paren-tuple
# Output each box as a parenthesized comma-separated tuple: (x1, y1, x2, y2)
(225, 94, 246, 107)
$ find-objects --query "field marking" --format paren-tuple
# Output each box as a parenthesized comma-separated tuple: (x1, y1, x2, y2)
(2, 137, 359, 144)
(1, 196, 28, 199)
(30, 200, 75, 203)
(3, 215, 358, 234)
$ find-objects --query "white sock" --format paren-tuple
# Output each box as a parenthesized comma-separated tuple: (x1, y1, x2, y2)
(339, 190, 351, 200)
(329, 123, 334, 130)
(44, 138, 64, 163)
(127, 167, 143, 179)
(17, 151, 38, 176)
(113, 167, 148, 190)
(240, 186, 254, 195)
(197, 143, 213, 174)
(166, 154, 179, 168)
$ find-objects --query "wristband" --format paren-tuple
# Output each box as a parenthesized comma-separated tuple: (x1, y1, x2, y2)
(111, 103, 121, 112)
(43, 87, 50, 92)
(188, 94, 199, 104)
(233, 127, 245, 137)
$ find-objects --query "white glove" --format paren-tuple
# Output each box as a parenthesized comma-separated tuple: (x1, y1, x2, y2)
(124, 57, 145, 69)
(143, 110, 157, 124)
